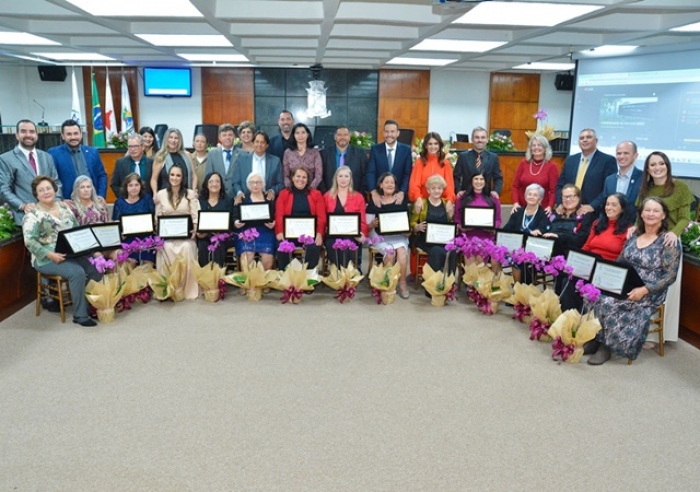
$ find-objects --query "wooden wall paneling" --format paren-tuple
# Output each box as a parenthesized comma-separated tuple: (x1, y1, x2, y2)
(488, 73, 540, 152)
(201, 68, 255, 129)
(377, 70, 430, 146)
(680, 260, 700, 337)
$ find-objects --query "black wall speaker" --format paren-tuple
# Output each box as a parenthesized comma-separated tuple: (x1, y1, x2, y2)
(554, 73, 574, 91)
(37, 66, 67, 82)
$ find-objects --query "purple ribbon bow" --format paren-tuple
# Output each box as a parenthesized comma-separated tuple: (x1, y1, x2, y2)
(551, 336, 576, 361)
(513, 302, 531, 323)
(281, 286, 304, 304)
(335, 285, 357, 303)
(529, 316, 550, 341)
(371, 287, 383, 305)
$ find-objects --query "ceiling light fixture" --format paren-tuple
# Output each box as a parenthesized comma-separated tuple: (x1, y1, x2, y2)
(411, 39, 507, 53)
(454, 1, 603, 27)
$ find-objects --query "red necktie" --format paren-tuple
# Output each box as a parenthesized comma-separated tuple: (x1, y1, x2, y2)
(29, 152, 38, 174)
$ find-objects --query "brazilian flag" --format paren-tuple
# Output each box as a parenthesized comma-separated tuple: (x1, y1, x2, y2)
(91, 72, 105, 147)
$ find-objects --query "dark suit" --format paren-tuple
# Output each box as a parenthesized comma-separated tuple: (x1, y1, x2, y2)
(206, 147, 243, 198)
(111, 155, 153, 198)
(0, 146, 62, 224)
(589, 167, 643, 211)
(269, 133, 293, 161)
(366, 142, 412, 194)
(232, 152, 284, 197)
(48, 144, 108, 198)
(318, 145, 368, 194)
(453, 149, 503, 194)
(555, 150, 616, 205)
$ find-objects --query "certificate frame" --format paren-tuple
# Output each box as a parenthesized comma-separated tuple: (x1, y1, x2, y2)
(157, 215, 193, 240)
(425, 222, 457, 246)
(120, 213, 154, 236)
(591, 259, 645, 300)
(525, 236, 555, 260)
(55, 224, 100, 257)
(377, 211, 410, 234)
(327, 213, 360, 237)
(197, 210, 231, 233)
(239, 202, 272, 224)
(90, 223, 122, 249)
(463, 207, 495, 228)
(566, 249, 599, 281)
(495, 231, 525, 252)
(283, 216, 317, 240)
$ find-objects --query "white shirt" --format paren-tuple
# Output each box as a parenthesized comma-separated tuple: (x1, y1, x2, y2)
(253, 154, 266, 185)
(18, 145, 41, 174)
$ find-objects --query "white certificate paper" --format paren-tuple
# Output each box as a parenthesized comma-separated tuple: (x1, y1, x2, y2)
(463, 207, 495, 227)
(525, 236, 555, 260)
(158, 216, 190, 238)
(284, 217, 316, 239)
(425, 223, 456, 245)
(240, 203, 271, 221)
(121, 214, 154, 235)
(378, 211, 410, 234)
(496, 232, 524, 252)
(92, 224, 122, 248)
(567, 251, 597, 280)
(328, 214, 360, 236)
(198, 211, 230, 232)
(592, 263, 628, 295)
(63, 228, 99, 253)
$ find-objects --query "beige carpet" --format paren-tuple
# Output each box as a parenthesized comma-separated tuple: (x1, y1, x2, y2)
(1, 284, 700, 491)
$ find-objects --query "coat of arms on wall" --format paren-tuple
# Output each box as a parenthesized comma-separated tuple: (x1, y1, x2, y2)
(304, 80, 331, 119)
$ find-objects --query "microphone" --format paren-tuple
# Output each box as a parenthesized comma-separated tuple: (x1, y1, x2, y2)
(33, 99, 48, 127)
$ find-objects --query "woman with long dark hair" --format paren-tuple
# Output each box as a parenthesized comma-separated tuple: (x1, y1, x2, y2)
(282, 123, 322, 190)
(408, 132, 455, 214)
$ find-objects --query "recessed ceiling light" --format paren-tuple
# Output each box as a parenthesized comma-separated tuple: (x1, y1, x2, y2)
(671, 22, 700, 32)
(32, 52, 116, 61)
(0, 32, 60, 45)
(136, 35, 232, 47)
(65, 0, 202, 17)
(411, 39, 507, 53)
(177, 53, 248, 62)
(581, 45, 638, 56)
(513, 62, 576, 71)
(386, 57, 457, 67)
(454, 1, 603, 27)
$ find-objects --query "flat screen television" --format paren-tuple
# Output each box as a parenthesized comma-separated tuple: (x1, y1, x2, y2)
(143, 67, 192, 97)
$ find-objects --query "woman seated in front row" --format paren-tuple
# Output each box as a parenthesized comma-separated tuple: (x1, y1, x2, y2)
(196, 172, 232, 268)
(588, 197, 680, 365)
(275, 167, 326, 269)
(233, 172, 277, 270)
(455, 171, 501, 264)
(366, 172, 411, 299)
(23, 175, 101, 326)
(112, 172, 156, 265)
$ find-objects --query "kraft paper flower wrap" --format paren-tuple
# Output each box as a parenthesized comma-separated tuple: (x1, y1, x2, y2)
(85, 273, 124, 323)
(547, 309, 602, 364)
(193, 261, 228, 302)
(322, 261, 365, 303)
(369, 262, 401, 305)
(474, 271, 514, 314)
(420, 264, 455, 307)
(507, 282, 542, 323)
(149, 256, 188, 302)
(528, 289, 562, 342)
(270, 258, 319, 304)
(224, 260, 278, 302)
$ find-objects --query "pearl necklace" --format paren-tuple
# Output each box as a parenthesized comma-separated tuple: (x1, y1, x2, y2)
(529, 160, 545, 176)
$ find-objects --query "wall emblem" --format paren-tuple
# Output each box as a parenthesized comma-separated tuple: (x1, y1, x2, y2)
(304, 80, 331, 118)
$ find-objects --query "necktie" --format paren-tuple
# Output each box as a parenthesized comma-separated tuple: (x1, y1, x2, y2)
(224, 149, 232, 173)
(575, 156, 589, 189)
(133, 160, 141, 177)
(28, 151, 37, 174)
(387, 148, 394, 170)
(476, 152, 482, 169)
(338, 153, 345, 168)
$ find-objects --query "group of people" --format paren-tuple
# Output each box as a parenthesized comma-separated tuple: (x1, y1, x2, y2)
(0, 116, 690, 365)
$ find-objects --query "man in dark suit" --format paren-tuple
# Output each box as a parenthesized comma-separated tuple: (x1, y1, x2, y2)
(590, 141, 643, 211)
(366, 119, 413, 200)
(232, 131, 284, 203)
(48, 119, 107, 198)
(318, 125, 368, 194)
(268, 110, 294, 161)
(555, 128, 617, 214)
(0, 119, 62, 224)
(206, 123, 243, 198)
(110, 133, 153, 198)
(453, 126, 502, 199)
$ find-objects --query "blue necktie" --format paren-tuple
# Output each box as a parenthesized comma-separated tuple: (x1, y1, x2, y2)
(224, 149, 232, 172)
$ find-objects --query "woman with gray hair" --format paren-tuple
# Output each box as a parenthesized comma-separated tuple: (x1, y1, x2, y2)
(511, 134, 559, 213)
(65, 174, 109, 225)
(232, 171, 277, 270)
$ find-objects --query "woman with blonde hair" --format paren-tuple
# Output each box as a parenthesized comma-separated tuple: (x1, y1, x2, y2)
(150, 128, 197, 195)
(511, 134, 559, 213)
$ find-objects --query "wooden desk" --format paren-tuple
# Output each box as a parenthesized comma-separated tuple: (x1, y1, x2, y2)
(99, 149, 125, 203)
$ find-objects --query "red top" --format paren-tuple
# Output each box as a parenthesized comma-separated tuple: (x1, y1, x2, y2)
(275, 188, 327, 239)
(408, 153, 456, 203)
(582, 219, 626, 261)
(511, 159, 559, 209)
(323, 191, 368, 237)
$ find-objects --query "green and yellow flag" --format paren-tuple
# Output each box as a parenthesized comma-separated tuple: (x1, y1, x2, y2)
(91, 72, 105, 147)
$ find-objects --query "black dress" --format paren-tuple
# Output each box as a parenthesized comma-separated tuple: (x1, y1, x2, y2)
(414, 201, 456, 274)
(196, 197, 233, 267)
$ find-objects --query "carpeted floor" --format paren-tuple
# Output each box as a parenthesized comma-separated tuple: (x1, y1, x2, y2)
(1, 284, 700, 491)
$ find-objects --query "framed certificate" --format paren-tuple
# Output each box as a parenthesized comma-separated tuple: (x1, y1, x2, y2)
(425, 223, 457, 245)
(283, 216, 316, 239)
(158, 215, 192, 239)
(55, 225, 100, 256)
(463, 207, 495, 228)
(377, 211, 410, 234)
(198, 211, 230, 233)
(496, 231, 524, 252)
(120, 213, 154, 235)
(525, 236, 555, 260)
(566, 250, 599, 281)
(91, 223, 122, 249)
(591, 260, 645, 299)
(327, 213, 360, 237)
(239, 203, 272, 223)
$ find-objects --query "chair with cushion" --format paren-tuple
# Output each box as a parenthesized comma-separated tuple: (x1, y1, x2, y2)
(194, 124, 219, 146)
(36, 272, 73, 323)
(628, 304, 665, 364)
(154, 124, 168, 148)
(397, 128, 415, 147)
(410, 246, 429, 290)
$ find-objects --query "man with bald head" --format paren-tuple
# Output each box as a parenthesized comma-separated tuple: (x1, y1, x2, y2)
(589, 140, 642, 212)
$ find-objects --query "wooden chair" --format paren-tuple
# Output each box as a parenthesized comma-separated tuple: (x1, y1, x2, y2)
(224, 246, 238, 273)
(410, 247, 429, 290)
(36, 272, 72, 323)
(628, 304, 665, 364)
(323, 248, 358, 276)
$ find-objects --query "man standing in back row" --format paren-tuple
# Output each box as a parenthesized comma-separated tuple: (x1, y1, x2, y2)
(319, 125, 368, 194)
(366, 119, 412, 200)
(268, 110, 295, 161)
(206, 123, 243, 198)
(453, 126, 502, 199)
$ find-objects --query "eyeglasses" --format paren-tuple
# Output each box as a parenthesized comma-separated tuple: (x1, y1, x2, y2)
(127, 145, 142, 149)
(562, 195, 578, 200)
(249, 180, 263, 185)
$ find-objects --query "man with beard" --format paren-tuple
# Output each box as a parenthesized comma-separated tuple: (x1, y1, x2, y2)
(268, 110, 294, 161)
(453, 126, 503, 200)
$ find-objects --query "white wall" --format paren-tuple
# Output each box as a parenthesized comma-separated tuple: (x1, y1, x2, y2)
(538, 73, 573, 134)
(428, 70, 491, 140)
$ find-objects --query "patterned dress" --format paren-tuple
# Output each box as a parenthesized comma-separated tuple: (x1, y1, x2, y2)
(594, 234, 680, 360)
